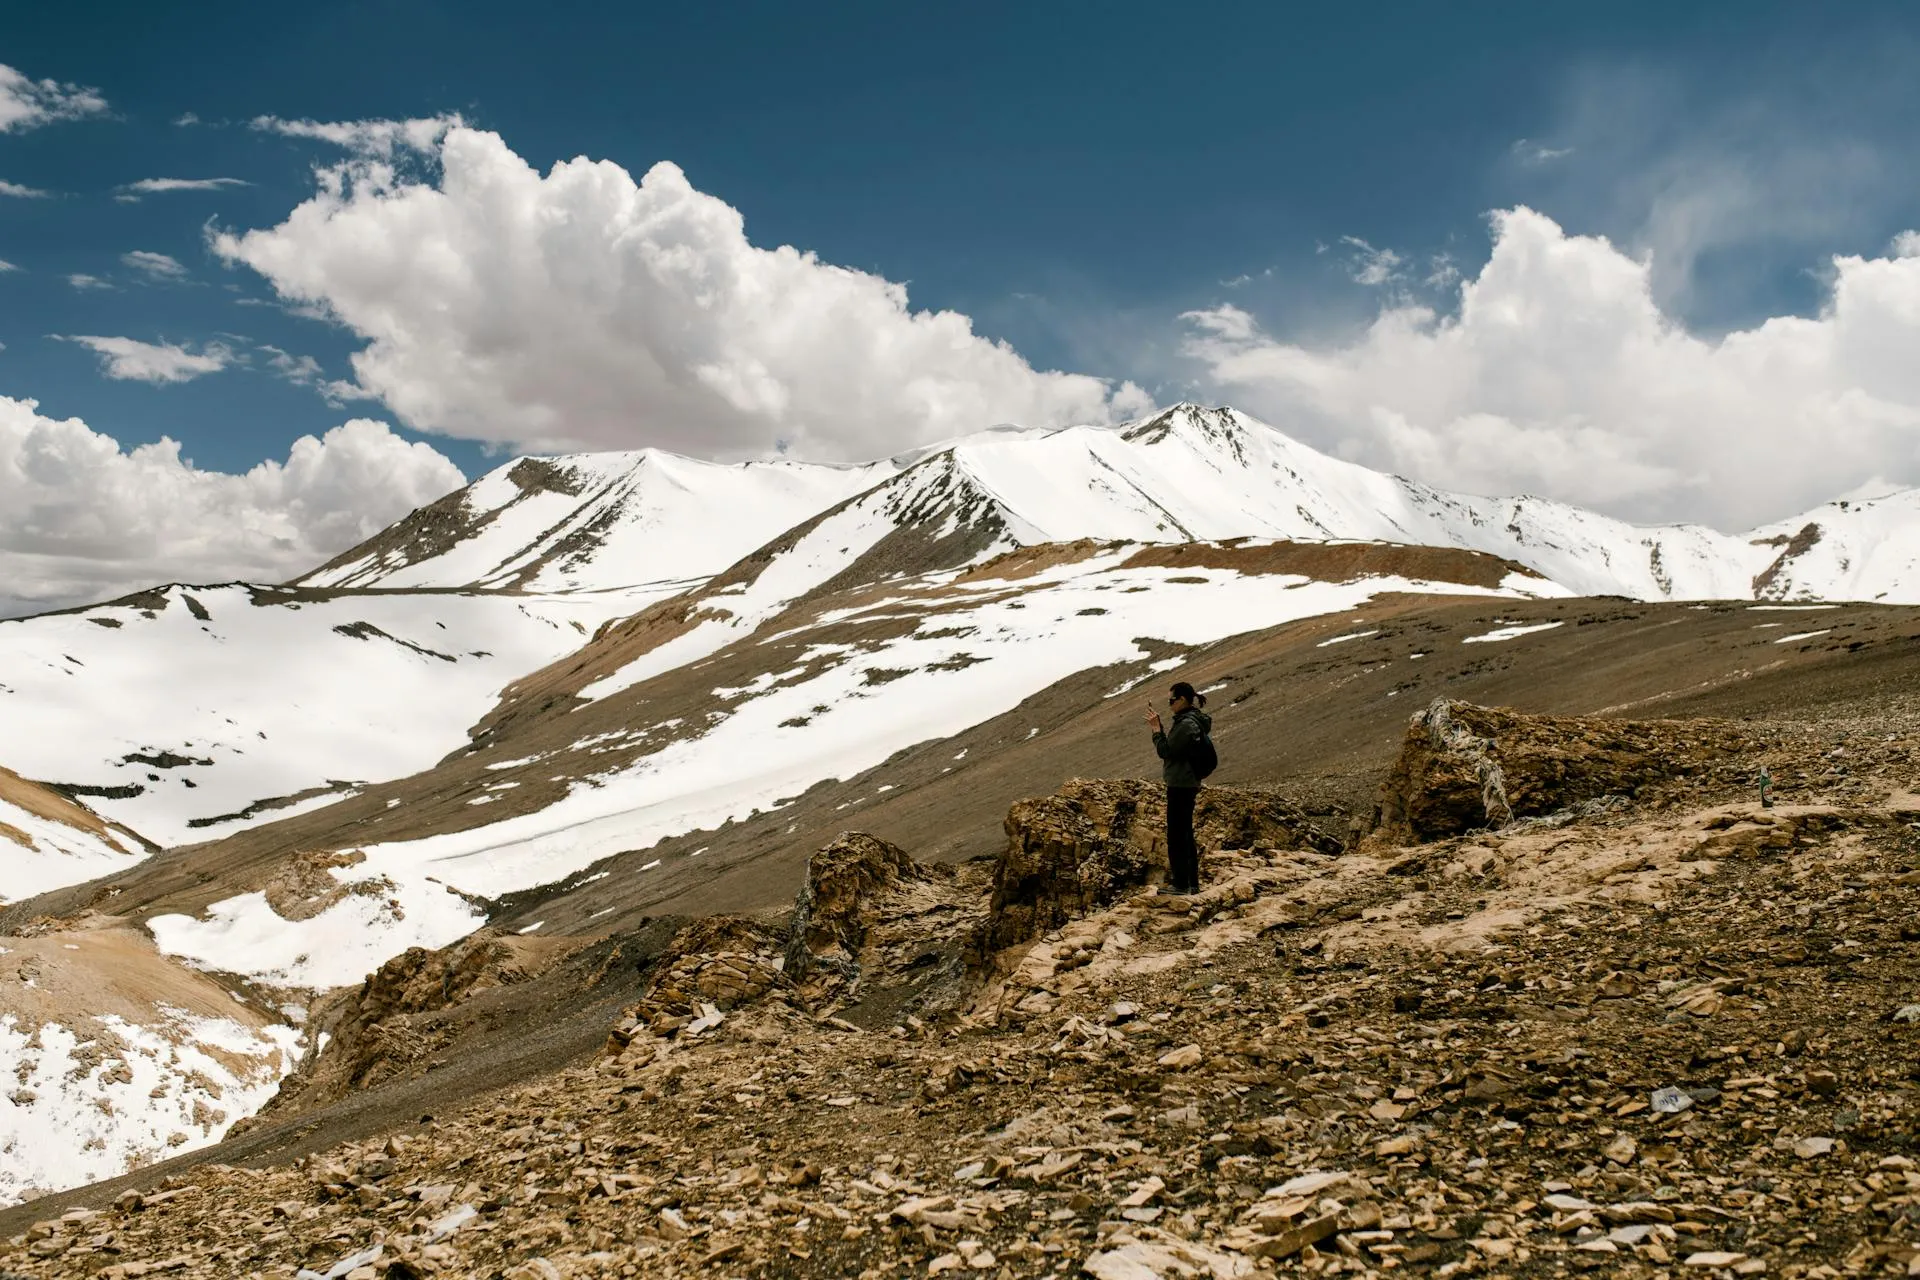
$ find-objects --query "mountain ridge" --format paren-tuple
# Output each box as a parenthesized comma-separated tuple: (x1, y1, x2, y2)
(293, 403, 1920, 606)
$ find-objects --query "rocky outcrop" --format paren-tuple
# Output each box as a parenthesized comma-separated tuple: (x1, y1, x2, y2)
(1372, 698, 1758, 843)
(784, 833, 920, 989)
(254, 930, 562, 1120)
(972, 778, 1341, 959)
(610, 917, 789, 1044)
(609, 839, 992, 1043)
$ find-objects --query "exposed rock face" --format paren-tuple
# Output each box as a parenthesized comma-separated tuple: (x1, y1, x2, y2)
(972, 778, 1341, 959)
(260, 849, 374, 922)
(610, 917, 789, 1044)
(784, 833, 921, 989)
(255, 931, 559, 1120)
(1372, 698, 1756, 843)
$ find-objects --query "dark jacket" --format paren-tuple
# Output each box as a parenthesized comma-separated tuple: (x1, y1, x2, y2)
(1152, 707, 1213, 788)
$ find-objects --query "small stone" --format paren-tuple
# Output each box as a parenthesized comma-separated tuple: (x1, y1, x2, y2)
(1805, 1070, 1838, 1096)
(1156, 1044, 1203, 1070)
(1792, 1136, 1834, 1159)
(1545, 1194, 1598, 1213)
(1597, 970, 1638, 998)
(1604, 1134, 1638, 1164)
(1890, 1004, 1920, 1024)
(1685, 1252, 1749, 1268)
(1251, 1211, 1344, 1259)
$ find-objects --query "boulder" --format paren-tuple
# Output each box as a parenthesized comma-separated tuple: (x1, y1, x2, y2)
(1372, 698, 1755, 843)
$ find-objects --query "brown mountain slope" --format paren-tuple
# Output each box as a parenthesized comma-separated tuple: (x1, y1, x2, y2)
(4, 701, 1916, 1272)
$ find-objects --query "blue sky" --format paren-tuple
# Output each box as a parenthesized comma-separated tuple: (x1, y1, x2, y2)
(2, 1, 1920, 611)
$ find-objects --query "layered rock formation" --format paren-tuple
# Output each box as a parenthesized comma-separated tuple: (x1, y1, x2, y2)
(1371, 698, 1767, 843)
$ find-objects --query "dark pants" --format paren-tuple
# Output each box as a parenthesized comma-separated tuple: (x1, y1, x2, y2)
(1166, 786, 1200, 891)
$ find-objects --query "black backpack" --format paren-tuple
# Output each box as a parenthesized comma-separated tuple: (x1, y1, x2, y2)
(1191, 727, 1218, 780)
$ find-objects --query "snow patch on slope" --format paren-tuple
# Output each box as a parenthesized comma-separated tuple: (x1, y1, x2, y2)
(0, 584, 657, 848)
(0, 771, 146, 904)
(303, 450, 893, 593)
(0, 1009, 299, 1206)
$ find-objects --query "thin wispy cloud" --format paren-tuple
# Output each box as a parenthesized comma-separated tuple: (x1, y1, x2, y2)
(1515, 56, 1920, 319)
(0, 179, 49, 198)
(256, 343, 359, 405)
(66, 273, 112, 290)
(121, 250, 189, 280)
(0, 62, 106, 133)
(1425, 253, 1460, 288)
(1511, 137, 1574, 165)
(249, 113, 464, 158)
(115, 176, 251, 203)
(57, 334, 235, 384)
(0, 259, 18, 273)
(1340, 236, 1405, 287)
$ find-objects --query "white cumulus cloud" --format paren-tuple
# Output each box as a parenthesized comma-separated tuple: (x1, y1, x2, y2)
(213, 125, 1151, 460)
(122, 250, 188, 280)
(66, 273, 111, 290)
(0, 179, 49, 198)
(60, 335, 234, 384)
(0, 62, 106, 133)
(1184, 206, 1920, 530)
(0, 398, 466, 617)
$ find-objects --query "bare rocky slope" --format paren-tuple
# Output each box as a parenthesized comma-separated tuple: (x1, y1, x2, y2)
(4, 693, 1918, 1278)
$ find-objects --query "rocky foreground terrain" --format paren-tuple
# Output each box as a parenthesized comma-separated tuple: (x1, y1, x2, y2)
(5, 698, 1919, 1280)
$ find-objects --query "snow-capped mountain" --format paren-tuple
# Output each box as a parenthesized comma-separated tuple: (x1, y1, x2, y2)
(302, 404, 1920, 606)
(298, 448, 894, 594)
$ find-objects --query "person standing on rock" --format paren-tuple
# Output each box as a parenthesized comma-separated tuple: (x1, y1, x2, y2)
(1145, 681, 1214, 895)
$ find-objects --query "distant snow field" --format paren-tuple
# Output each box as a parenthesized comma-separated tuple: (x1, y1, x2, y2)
(0, 584, 650, 850)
